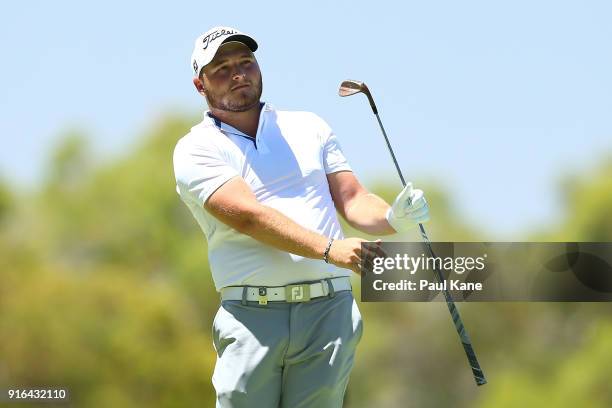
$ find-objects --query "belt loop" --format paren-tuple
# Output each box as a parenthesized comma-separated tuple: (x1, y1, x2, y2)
(326, 278, 335, 298)
(241, 286, 248, 305)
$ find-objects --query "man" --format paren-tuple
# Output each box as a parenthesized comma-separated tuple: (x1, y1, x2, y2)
(173, 26, 429, 408)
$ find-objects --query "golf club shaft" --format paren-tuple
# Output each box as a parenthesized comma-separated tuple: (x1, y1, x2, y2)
(373, 113, 487, 386)
(375, 115, 407, 187)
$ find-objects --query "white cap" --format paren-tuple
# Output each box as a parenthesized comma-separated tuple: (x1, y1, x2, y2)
(191, 26, 258, 78)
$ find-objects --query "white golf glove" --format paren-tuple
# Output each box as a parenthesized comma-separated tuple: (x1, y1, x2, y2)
(385, 182, 430, 232)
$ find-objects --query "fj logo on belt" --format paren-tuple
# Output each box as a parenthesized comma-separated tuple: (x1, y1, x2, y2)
(286, 284, 311, 302)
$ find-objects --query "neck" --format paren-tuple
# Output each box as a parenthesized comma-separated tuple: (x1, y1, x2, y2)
(209, 102, 262, 138)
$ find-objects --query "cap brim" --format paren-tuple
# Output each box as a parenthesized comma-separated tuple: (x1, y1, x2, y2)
(220, 34, 258, 53)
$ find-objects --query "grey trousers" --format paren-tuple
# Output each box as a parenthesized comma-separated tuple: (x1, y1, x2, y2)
(211, 290, 363, 408)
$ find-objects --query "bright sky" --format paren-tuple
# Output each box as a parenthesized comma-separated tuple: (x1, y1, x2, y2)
(2, 0, 611, 238)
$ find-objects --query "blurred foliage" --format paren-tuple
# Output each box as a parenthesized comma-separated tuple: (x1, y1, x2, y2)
(43, 129, 93, 192)
(0, 179, 13, 227)
(0, 113, 611, 407)
(477, 318, 612, 408)
(546, 158, 612, 241)
(0, 267, 214, 408)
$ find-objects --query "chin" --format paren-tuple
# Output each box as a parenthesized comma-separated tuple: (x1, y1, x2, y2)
(223, 96, 260, 112)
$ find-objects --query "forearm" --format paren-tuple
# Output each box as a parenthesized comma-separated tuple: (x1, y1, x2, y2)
(345, 193, 396, 235)
(238, 204, 330, 260)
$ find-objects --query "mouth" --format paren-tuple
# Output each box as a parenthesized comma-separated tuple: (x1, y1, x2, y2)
(231, 84, 251, 91)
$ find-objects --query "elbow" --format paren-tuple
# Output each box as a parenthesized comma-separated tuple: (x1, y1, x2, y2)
(234, 217, 254, 235)
(231, 204, 264, 235)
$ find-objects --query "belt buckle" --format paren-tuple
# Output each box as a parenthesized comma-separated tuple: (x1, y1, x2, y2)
(285, 284, 311, 302)
(258, 287, 268, 305)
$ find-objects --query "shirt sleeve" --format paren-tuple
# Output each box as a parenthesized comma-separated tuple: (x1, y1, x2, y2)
(173, 137, 239, 205)
(319, 117, 352, 174)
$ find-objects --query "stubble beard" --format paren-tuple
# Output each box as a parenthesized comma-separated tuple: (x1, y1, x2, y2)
(207, 76, 263, 113)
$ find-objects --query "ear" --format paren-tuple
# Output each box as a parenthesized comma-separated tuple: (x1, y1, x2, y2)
(193, 76, 207, 97)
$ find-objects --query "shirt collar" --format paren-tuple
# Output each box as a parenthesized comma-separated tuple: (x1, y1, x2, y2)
(203, 102, 271, 131)
(202, 102, 272, 153)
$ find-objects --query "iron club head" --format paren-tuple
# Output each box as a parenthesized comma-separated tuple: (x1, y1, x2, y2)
(338, 80, 365, 97)
(338, 79, 378, 114)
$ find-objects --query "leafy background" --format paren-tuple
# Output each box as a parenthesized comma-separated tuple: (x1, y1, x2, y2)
(1, 114, 611, 407)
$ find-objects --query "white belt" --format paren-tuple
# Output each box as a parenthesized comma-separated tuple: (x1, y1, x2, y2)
(220, 277, 352, 304)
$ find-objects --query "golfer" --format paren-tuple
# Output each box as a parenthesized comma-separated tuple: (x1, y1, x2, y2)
(173, 26, 429, 408)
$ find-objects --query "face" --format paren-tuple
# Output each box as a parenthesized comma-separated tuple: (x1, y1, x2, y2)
(195, 42, 263, 112)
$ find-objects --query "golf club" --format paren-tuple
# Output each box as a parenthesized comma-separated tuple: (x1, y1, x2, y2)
(339, 79, 487, 386)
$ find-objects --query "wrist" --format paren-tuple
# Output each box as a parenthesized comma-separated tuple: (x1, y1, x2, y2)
(386, 207, 415, 233)
(323, 238, 334, 263)
(385, 207, 398, 232)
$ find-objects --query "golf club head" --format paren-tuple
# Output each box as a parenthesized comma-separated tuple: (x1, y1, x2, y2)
(338, 80, 365, 97)
(338, 79, 378, 114)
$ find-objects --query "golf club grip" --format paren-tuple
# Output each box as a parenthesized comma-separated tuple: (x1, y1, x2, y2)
(420, 226, 487, 386)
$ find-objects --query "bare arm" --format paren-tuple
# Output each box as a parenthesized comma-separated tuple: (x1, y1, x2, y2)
(204, 176, 375, 274)
(327, 171, 396, 235)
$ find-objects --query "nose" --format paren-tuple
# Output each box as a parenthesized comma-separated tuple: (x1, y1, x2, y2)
(232, 71, 246, 81)
(231, 64, 247, 81)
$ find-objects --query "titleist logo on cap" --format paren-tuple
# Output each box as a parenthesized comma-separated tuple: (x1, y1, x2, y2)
(201, 28, 238, 50)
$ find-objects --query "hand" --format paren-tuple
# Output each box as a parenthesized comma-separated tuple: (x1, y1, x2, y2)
(386, 182, 429, 232)
(327, 238, 386, 275)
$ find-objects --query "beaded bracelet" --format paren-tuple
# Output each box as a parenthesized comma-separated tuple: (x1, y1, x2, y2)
(323, 238, 334, 264)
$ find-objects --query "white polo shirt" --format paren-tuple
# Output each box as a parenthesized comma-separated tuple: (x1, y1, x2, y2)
(173, 103, 352, 290)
